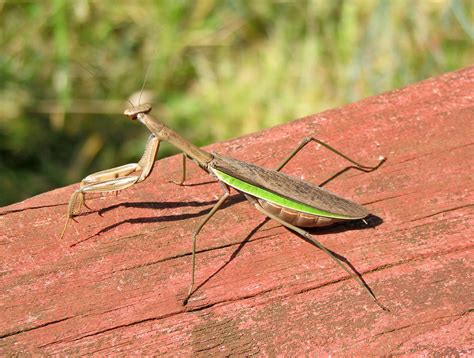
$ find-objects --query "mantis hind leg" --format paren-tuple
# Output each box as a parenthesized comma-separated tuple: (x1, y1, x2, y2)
(275, 137, 385, 186)
(248, 195, 388, 311)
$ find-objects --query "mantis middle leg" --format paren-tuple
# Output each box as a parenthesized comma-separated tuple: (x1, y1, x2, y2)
(183, 182, 230, 305)
(171, 154, 211, 186)
(170, 154, 188, 185)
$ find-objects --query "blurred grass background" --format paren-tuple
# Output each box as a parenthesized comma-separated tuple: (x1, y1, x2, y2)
(0, 0, 472, 207)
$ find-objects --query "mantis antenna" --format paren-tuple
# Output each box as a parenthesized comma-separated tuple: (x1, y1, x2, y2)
(138, 62, 152, 106)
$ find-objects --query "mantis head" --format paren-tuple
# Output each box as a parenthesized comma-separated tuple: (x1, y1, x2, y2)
(124, 103, 152, 122)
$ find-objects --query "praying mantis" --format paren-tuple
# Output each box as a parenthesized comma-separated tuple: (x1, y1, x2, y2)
(61, 102, 387, 309)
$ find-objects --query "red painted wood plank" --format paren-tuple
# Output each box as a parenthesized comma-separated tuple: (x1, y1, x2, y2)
(1, 66, 473, 356)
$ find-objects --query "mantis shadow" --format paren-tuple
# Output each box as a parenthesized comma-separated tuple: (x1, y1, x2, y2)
(307, 214, 383, 236)
(70, 186, 386, 310)
(173, 180, 216, 187)
(96, 198, 219, 216)
(70, 194, 247, 247)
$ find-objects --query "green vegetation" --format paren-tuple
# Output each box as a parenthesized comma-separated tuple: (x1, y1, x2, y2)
(0, 0, 472, 206)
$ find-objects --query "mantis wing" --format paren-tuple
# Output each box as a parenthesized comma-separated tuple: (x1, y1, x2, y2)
(210, 153, 369, 219)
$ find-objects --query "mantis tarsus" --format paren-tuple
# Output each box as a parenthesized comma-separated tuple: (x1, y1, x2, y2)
(61, 102, 387, 310)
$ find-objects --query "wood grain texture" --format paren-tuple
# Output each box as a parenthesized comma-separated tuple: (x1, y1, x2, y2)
(1, 66, 473, 356)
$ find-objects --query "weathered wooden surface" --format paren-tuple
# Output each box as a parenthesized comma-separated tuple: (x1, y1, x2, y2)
(1, 67, 473, 356)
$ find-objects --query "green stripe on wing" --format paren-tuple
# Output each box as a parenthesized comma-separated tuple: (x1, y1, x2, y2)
(212, 168, 353, 220)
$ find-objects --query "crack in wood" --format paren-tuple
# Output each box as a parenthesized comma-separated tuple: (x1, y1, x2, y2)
(0, 316, 75, 340)
(409, 204, 473, 222)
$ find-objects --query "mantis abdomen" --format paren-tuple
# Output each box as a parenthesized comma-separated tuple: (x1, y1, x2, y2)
(257, 199, 343, 227)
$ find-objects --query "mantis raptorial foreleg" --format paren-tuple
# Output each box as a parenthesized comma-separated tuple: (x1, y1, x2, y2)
(60, 134, 161, 239)
(275, 137, 386, 175)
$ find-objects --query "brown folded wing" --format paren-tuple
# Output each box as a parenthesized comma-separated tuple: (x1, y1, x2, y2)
(211, 153, 369, 219)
